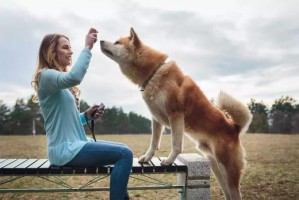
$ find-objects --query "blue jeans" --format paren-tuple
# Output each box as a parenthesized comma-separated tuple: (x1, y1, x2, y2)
(65, 140, 133, 200)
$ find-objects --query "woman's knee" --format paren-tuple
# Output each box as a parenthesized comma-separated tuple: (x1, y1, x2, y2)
(121, 146, 133, 161)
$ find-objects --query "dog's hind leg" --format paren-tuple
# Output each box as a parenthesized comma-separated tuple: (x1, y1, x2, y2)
(208, 155, 232, 200)
(161, 112, 184, 165)
(222, 144, 245, 200)
(139, 119, 164, 163)
(210, 142, 244, 200)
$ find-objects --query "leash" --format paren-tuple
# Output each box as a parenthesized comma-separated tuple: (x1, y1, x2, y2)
(84, 112, 97, 142)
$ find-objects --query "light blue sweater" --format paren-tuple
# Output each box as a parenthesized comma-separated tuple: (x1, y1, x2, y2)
(38, 48, 93, 166)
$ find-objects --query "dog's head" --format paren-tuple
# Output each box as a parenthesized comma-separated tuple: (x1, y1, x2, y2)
(100, 28, 167, 86)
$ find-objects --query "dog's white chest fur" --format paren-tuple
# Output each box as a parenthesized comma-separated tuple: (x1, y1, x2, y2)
(142, 90, 170, 126)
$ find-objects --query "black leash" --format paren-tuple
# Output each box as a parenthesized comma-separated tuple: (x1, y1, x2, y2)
(84, 112, 97, 142)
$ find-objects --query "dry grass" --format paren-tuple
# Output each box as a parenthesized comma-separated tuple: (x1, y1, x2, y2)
(0, 134, 298, 200)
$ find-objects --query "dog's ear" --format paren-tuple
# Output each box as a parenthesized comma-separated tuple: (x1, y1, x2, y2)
(130, 27, 141, 48)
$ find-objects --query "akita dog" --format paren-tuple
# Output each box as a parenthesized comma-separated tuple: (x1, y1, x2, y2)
(100, 28, 252, 200)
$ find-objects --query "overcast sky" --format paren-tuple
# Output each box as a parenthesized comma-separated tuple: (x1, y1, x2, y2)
(0, 0, 298, 119)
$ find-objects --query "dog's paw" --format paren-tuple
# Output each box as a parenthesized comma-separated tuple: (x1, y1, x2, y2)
(160, 158, 174, 166)
(138, 154, 154, 163)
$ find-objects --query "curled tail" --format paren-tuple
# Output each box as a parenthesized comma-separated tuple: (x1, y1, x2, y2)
(217, 91, 252, 135)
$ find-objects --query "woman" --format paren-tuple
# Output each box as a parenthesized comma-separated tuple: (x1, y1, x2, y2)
(32, 28, 133, 200)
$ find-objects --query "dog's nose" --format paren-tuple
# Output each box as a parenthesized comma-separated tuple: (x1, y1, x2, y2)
(100, 40, 104, 46)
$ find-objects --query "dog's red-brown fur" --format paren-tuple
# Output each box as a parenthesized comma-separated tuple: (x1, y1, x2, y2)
(100, 28, 252, 200)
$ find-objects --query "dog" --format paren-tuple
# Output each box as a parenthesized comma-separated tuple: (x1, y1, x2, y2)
(100, 28, 252, 200)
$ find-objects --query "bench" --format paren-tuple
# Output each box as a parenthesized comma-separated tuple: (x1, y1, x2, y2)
(0, 153, 210, 200)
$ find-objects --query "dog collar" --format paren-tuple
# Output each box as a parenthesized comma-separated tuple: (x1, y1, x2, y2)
(140, 65, 162, 91)
(140, 58, 170, 91)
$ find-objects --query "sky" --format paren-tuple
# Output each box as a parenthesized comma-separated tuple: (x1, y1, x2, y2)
(0, 0, 298, 119)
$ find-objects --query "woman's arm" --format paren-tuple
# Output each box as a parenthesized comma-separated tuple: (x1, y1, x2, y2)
(38, 49, 91, 93)
(56, 48, 92, 88)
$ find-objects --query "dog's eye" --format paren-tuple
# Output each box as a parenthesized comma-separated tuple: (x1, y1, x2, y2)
(114, 41, 120, 45)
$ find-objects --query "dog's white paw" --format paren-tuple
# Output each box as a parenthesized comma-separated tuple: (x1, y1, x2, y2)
(138, 154, 154, 163)
(160, 158, 174, 166)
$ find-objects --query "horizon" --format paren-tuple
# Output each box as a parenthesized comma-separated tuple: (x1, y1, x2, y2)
(1, 93, 297, 119)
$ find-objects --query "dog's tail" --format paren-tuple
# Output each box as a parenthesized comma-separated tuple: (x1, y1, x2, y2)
(217, 91, 252, 135)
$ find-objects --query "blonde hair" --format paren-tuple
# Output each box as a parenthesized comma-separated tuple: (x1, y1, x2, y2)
(32, 34, 80, 107)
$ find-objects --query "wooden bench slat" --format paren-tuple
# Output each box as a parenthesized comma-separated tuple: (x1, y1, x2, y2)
(39, 160, 53, 174)
(150, 157, 165, 172)
(0, 159, 16, 168)
(132, 158, 142, 173)
(27, 159, 48, 169)
(40, 160, 51, 168)
(174, 159, 188, 172)
(26, 159, 48, 174)
(2, 159, 27, 174)
(14, 159, 38, 174)
(15, 159, 38, 169)
(141, 161, 154, 173)
(3, 159, 27, 168)
(0, 159, 15, 168)
(0, 159, 17, 174)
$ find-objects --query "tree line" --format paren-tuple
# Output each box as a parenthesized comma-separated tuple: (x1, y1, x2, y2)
(0, 95, 151, 135)
(0, 95, 298, 135)
(248, 96, 299, 134)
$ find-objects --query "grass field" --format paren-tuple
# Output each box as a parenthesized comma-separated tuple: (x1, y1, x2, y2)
(0, 134, 298, 200)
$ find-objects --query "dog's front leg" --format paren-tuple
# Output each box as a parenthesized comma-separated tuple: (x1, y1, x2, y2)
(138, 119, 164, 163)
(161, 112, 184, 165)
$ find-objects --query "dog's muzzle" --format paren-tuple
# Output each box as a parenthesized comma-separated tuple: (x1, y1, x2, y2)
(100, 41, 113, 56)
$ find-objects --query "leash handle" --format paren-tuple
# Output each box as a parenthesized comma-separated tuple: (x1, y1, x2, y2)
(84, 112, 97, 142)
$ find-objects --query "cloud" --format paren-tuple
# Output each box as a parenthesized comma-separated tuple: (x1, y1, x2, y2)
(0, 0, 299, 119)
(199, 64, 299, 107)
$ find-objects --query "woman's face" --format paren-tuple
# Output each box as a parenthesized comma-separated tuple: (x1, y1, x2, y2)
(56, 37, 73, 68)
